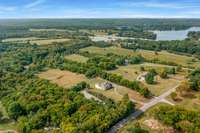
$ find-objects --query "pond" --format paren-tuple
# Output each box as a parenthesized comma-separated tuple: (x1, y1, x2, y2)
(153, 27, 200, 41)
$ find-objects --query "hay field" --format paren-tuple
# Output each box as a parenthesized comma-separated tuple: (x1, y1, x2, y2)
(37, 69, 88, 88)
(30, 38, 70, 45)
(80, 46, 200, 68)
(65, 54, 88, 63)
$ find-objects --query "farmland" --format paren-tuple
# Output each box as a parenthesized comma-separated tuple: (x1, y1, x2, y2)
(30, 38, 70, 45)
(2, 37, 41, 43)
(81, 46, 200, 68)
(109, 64, 182, 96)
(37, 69, 147, 103)
(37, 69, 88, 88)
(65, 54, 88, 63)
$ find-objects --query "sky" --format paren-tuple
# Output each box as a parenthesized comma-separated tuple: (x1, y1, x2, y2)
(0, 0, 200, 18)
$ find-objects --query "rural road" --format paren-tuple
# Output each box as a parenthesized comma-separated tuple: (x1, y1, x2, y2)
(81, 90, 102, 102)
(107, 84, 180, 133)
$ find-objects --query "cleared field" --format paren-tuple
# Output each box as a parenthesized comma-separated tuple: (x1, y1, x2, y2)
(80, 46, 138, 56)
(80, 46, 200, 68)
(37, 69, 88, 88)
(144, 76, 180, 96)
(37, 69, 148, 103)
(167, 91, 200, 111)
(30, 38, 70, 45)
(2, 37, 41, 43)
(139, 50, 200, 68)
(109, 64, 182, 96)
(65, 54, 88, 63)
(30, 28, 69, 32)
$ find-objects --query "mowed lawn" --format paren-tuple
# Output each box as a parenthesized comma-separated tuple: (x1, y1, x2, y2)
(88, 77, 148, 103)
(80, 46, 200, 68)
(30, 38, 70, 45)
(65, 54, 88, 63)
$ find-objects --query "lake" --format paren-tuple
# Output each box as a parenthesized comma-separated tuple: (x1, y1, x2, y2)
(153, 27, 200, 41)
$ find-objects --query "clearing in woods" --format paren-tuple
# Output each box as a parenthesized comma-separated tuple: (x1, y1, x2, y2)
(37, 69, 148, 104)
(30, 38, 70, 45)
(65, 54, 89, 63)
(80, 46, 200, 68)
(37, 69, 88, 88)
(109, 64, 183, 96)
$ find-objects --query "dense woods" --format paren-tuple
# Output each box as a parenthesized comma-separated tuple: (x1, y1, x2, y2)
(0, 41, 134, 132)
(121, 39, 200, 57)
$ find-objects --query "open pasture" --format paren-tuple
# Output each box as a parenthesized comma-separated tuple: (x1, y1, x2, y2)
(80, 46, 200, 68)
(80, 46, 138, 56)
(65, 54, 88, 63)
(37, 69, 88, 88)
(30, 38, 70, 45)
(109, 63, 183, 96)
(2, 37, 41, 43)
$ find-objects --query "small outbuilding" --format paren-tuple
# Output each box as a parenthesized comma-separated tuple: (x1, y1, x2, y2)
(136, 72, 148, 82)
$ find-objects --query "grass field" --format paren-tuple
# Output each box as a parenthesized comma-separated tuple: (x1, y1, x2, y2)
(109, 64, 182, 96)
(37, 69, 88, 88)
(2, 37, 41, 43)
(37, 69, 148, 103)
(80, 46, 200, 68)
(80, 46, 138, 56)
(65, 54, 88, 63)
(167, 91, 200, 111)
(30, 28, 69, 32)
(118, 103, 173, 133)
(88, 77, 148, 103)
(30, 38, 70, 45)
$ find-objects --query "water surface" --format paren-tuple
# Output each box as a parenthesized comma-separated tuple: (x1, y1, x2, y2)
(153, 27, 200, 41)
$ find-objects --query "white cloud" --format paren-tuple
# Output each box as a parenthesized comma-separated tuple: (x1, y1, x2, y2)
(25, 0, 46, 8)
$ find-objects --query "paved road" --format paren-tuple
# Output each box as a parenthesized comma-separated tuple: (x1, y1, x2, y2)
(107, 84, 179, 133)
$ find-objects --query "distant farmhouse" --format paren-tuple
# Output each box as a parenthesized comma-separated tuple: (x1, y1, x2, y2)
(137, 72, 148, 82)
(95, 82, 113, 91)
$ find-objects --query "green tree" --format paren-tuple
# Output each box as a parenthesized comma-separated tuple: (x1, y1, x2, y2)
(8, 102, 24, 120)
(145, 73, 155, 84)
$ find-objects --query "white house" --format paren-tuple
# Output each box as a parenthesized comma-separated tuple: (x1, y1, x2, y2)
(95, 82, 113, 91)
